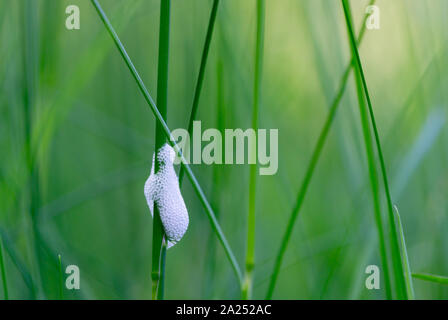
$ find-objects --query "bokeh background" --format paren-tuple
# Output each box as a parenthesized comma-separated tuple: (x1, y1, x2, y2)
(0, 0, 447, 299)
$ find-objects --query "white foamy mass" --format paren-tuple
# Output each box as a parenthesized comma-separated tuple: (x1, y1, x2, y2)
(144, 144, 189, 248)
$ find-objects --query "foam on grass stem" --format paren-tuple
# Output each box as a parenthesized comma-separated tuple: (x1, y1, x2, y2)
(152, 0, 171, 300)
(90, 0, 243, 287)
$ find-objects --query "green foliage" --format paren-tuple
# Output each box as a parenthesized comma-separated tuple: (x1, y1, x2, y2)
(0, 0, 446, 299)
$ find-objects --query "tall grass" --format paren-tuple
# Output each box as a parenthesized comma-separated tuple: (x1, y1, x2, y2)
(0, 237, 8, 300)
(412, 273, 448, 285)
(204, 56, 226, 298)
(90, 0, 243, 289)
(266, 0, 376, 299)
(242, 0, 265, 300)
(394, 206, 415, 299)
(151, 0, 171, 300)
(174, 0, 221, 295)
(341, 0, 407, 299)
(58, 254, 63, 300)
(0, 0, 445, 300)
(21, 0, 44, 299)
(178, 0, 220, 186)
(0, 230, 35, 297)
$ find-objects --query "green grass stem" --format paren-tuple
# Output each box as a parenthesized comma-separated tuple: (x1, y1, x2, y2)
(90, 0, 243, 286)
(157, 237, 167, 300)
(178, 0, 220, 185)
(266, 0, 376, 299)
(58, 254, 64, 300)
(152, 0, 171, 300)
(393, 206, 415, 299)
(341, 0, 391, 299)
(203, 57, 225, 298)
(342, 0, 407, 299)
(412, 273, 448, 285)
(242, 0, 265, 300)
(0, 230, 35, 297)
(22, 0, 45, 299)
(0, 237, 8, 300)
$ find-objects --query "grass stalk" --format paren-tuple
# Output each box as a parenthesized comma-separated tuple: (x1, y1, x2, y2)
(203, 57, 225, 298)
(90, 0, 243, 286)
(341, 0, 392, 299)
(242, 0, 265, 300)
(341, 0, 407, 299)
(157, 237, 167, 300)
(152, 0, 171, 300)
(22, 0, 45, 299)
(58, 254, 64, 300)
(266, 0, 376, 299)
(412, 273, 448, 285)
(393, 206, 415, 299)
(0, 230, 35, 297)
(178, 0, 220, 185)
(0, 237, 8, 300)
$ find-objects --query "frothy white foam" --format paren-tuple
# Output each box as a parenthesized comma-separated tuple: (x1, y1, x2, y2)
(144, 144, 189, 248)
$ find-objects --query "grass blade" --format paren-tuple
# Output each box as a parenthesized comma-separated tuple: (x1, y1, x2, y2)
(157, 237, 167, 300)
(203, 57, 226, 298)
(21, 0, 45, 299)
(241, 0, 265, 300)
(412, 273, 448, 285)
(0, 237, 8, 300)
(0, 229, 36, 297)
(151, 0, 171, 301)
(341, 0, 407, 299)
(58, 254, 64, 300)
(341, 0, 392, 299)
(393, 206, 415, 299)
(178, 0, 220, 185)
(242, 0, 265, 300)
(266, 0, 376, 299)
(90, 0, 243, 286)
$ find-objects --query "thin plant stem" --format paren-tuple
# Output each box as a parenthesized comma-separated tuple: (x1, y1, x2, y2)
(266, 0, 376, 299)
(242, 0, 265, 300)
(22, 0, 44, 299)
(341, 0, 407, 299)
(341, 0, 392, 300)
(203, 57, 225, 298)
(90, 0, 243, 286)
(157, 237, 167, 300)
(412, 273, 448, 285)
(178, 0, 220, 185)
(0, 238, 8, 300)
(0, 230, 35, 297)
(152, 0, 171, 300)
(58, 254, 64, 300)
(394, 206, 415, 299)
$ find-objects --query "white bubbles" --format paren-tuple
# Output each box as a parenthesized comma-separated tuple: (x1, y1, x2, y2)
(144, 144, 189, 248)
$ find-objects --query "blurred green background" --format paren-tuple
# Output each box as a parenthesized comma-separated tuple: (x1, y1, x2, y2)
(0, 0, 447, 299)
